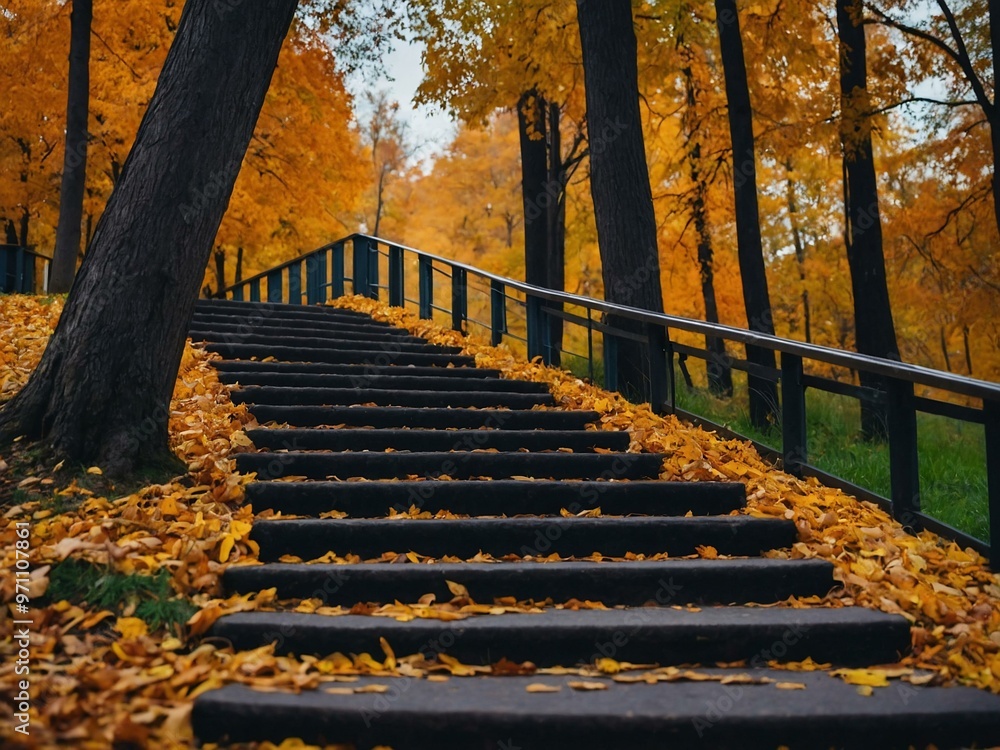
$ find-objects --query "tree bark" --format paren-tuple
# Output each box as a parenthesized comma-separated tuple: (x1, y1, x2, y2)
(50, 0, 93, 294)
(715, 0, 778, 430)
(545, 100, 565, 366)
(990, 0, 1000, 234)
(0, 0, 298, 475)
(682, 49, 732, 398)
(518, 89, 549, 291)
(838, 0, 900, 441)
(576, 0, 664, 398)
(213, 247, 227, 298)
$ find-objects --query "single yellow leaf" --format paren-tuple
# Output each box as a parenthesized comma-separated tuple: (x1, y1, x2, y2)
(115, 617, 148, 640)
(526, 683, 561, 693)
(568, 681, 608, 691)
(830, 669, 890, 687)
(775, 682, 806, 690)
(218, 534, 236, 563)
(86, 466, 103, 475)
(445, 580, 469, 598)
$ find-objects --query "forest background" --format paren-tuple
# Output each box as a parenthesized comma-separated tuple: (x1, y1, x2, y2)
(2, 0, 997, 387)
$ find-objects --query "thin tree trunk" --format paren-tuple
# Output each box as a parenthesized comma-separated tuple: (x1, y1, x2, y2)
(784, 162, 812, 343)
(939, 325, 952, 372)
(715, 0, 778, 430)
(50, 0, 93, 293)
(963, 325, 973, 375)
(838, 0, 899, 441)
(682, 48, 732, 397)
(546, 100, 565, 366)
(991, 0, 1000, 234)
(213, 247, 227, 298)
(576, 0, 664, 399)
(235, 246, 244, 284)
(0, 0, 298, 475)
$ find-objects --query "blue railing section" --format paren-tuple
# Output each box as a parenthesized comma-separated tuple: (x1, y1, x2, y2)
(0, 245, 50, 294)
(223, 233, 1000, 558)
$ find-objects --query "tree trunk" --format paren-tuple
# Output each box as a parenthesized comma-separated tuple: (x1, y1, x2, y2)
(838, 0, 899, 441)
(576, 0, 664, 398)
(682, 49, 732, 398)
(545, 100, 565, 366)
(991, 0, 1000, 234)
(50, 0, 93, 294)
(518, 89, 549, 291)
(235, 246, 244, 284)
(4, 220, 17, 245)
(784, 162, 812, 344)
(715, 0, 778, 430)
(0, 0, 298, 475)
(213, 247, 227, 298)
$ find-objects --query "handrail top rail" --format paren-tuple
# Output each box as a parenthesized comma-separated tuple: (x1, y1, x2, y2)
(223, 232, 1000, 402)
(0, 244, 51, 261)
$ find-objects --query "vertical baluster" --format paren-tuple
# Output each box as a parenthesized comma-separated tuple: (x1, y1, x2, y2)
(645, 323, 669, 415)
(418, 255, 433, 319)
(527, 295, 543, 361)
(232, 284, 244, 301)
(332, 242, 345, 298)
(490, 280, 506, 346)
(451, 266, 467, 332)
(352, 237, 369, 297)
(389, 246, 404, 307)
(887, 378, 920, 529)
(368, 239, 380, 300)
(780, 352, 807, 477)
(249, 278, 261, 302)
(984, 399, 999, 559)
(288, 261, 302, 305)
(267, 270, 282, 303)
(603, 333, 619, 393)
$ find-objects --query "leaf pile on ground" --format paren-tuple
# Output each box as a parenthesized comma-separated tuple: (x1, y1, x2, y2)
(331, 294, 1000, 693)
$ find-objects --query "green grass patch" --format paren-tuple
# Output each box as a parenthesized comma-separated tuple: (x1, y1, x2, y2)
(45, 559, 196, 633)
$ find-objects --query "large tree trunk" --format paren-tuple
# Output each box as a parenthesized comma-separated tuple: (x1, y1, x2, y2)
(715, 0, 778, 430)
(991, 0, 1000, 235)
(682, 47, 732, 398)
(545, 100, 565, 366)
(576, 0, 663, 398)
(50, 0, 93, 294)
(0, 0, 298, 475)
(838, 0, 899, 441)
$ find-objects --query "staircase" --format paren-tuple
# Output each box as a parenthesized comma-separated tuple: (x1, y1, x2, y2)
(188, 299, 1000, 749)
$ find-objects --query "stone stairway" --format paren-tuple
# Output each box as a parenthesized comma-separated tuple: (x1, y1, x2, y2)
(187, 299, 1000, 749)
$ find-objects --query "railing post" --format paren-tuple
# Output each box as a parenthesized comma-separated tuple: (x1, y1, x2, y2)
(249, 278, 261, 303)
(527, 295, 544, 361)
(781, 352, 808, 477)
(266, 270, 282, 303)
(232, 284, 244, 301)
(451, 265, 467, 332)
(288, 261, 302, 305)
(646, 323, 669, 415)
(490, 280, 506, 346)
(15, 247, 25, 293)
(331, 242, 345, 298)
(418, 255, 433, 319)
(352, 237, 370, 298)
(887, 378, 920, 529)
(603, 333, 619, 393)
(306, 250, 327, 305)
(368, 239, 380, 300)
(984, 398, 999, 556)
(389, 245, 404, 307)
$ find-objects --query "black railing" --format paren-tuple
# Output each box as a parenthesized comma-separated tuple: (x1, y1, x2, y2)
(224, 233, 1000, 559)
(0, 245, 50, 294)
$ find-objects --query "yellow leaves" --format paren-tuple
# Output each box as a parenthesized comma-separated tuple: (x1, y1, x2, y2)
(830, 669, 891, 688)
(115, 617, 149, 640)
(568, 680, 608, 691)
(86, 466, 103, 475)
(218, 534, 236, 563)
(775, 682, 807, 690)
(445, 580, 470, 599)
(596, 658, 622, 674)
(525, 683, 561, 693)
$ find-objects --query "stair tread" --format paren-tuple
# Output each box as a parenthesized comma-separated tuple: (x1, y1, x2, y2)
(193, 672, 1000, 749)
(224, 559, 836, 606)
(245, 406, 600, 429)
(250, 516, 797, 559)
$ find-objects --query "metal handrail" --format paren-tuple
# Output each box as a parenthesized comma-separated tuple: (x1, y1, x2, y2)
(222, 232, 999, 558)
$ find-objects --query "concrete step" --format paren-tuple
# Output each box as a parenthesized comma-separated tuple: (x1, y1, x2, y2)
(232, 387, 554, 409)
(208, 606, 910, 667)
(223, 559, 836, 606)
(250, 516, 796, 560)
(245, 428, 628, 453)
(190, 317, 415, 339)
(236, 451, 664, 482)
(212, 360, 502, 379)
(245, 479, 746, 517)
(193, 672, 1000, 749)
(245, 406, 600, 430)
(206, 342, 475, 367)
(220, 372, 550, 394)
(195, 299, 379, 322)
(200, 333, 461, 354)
(191, 324, 427, 346)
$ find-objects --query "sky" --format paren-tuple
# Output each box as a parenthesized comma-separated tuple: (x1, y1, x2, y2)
(348, 39, 457, 165)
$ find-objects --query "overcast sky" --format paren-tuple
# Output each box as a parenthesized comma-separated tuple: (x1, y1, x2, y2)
(348, 39, 457, 164)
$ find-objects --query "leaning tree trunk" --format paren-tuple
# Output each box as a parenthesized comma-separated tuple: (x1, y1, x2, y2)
(838, 0, 899, 441)
(50, 0, 93, 294)
(576, 0, 664, 399)
(0, 0, 298, 475)
(715, 0, 779, 430)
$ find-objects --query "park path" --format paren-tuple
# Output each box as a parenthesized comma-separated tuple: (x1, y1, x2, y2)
(187, 298, 1000, 749)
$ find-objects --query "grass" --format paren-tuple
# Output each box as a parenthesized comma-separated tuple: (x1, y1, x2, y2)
(567, 356, 990, 544)
(44, 559, 196, 633)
